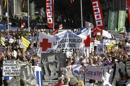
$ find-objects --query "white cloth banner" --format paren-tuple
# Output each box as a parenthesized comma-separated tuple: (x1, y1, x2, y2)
(55, 30, 82, 52)
(38, 32, 56, 53)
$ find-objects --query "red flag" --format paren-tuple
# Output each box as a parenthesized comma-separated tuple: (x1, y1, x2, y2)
(91, 0, 104, 29)
(46, 0, 54, 29)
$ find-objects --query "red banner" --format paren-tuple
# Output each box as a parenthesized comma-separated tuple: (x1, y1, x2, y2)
(46, 0, 54, 29)
(128, 0, 130, 24)
(91, 0, 104, 29)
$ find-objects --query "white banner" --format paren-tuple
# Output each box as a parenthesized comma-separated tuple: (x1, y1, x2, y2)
(55, 31, 82, 52)
(85, 66, 104, 81)
(3, 60, 20, 76)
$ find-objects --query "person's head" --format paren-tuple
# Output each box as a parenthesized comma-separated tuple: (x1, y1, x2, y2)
(64, 77, 69, 85)
(58, 77, 64, 84)
(69, 77, 78, 86)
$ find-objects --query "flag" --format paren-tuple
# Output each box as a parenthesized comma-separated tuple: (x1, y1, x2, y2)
(91, 0, 104, 29)
(46, 0, 54, 29)
(34, 66, 43, 86)
(39, 32, 56, 53)
(78, 28, 92, 57)
(78, 28, 91, 47)
(0, 36, 5, 46)
(116, 10, 126, 33)
(78, 28, 91, 39)
(21, 36, 30, 49)
(108, 11, 118, 30)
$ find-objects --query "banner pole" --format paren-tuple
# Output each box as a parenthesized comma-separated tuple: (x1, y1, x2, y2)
(7, 0, 10, 34)
(80, 0, 83, 28)
(27, 0, 30, 32)
(53, 0, 55, 30)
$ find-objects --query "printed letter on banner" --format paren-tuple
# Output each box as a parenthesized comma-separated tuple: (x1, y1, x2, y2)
(46, 0, 54, 29)
(91, 0, 104, 29)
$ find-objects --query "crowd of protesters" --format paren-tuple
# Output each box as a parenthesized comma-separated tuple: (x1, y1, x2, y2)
(53, 45, 130, 86)
(53, 35, 130, 86)
(0, 28, 129, 86)
(0, 30, 41, 86)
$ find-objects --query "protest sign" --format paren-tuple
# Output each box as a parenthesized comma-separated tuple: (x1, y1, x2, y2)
(43, 80, 58, 86)
(41, 53, 66, 80)
(96, 44, 104, 55)
(85, 66, 104, 81)
(3, 60, 20, 76)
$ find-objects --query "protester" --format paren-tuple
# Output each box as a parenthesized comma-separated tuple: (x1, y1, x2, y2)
(0, 27, 130, 86)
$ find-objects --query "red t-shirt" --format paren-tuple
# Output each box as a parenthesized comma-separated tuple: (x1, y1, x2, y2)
(54, 83, 63, 86)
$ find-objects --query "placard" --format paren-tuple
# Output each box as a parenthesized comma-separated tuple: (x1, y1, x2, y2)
(85, 66, 104, 81)
(43, 80, 58, 86)
(3, 60, 20, 76)
(41, 53, 66, 80)
(96, 44, 104, 55)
